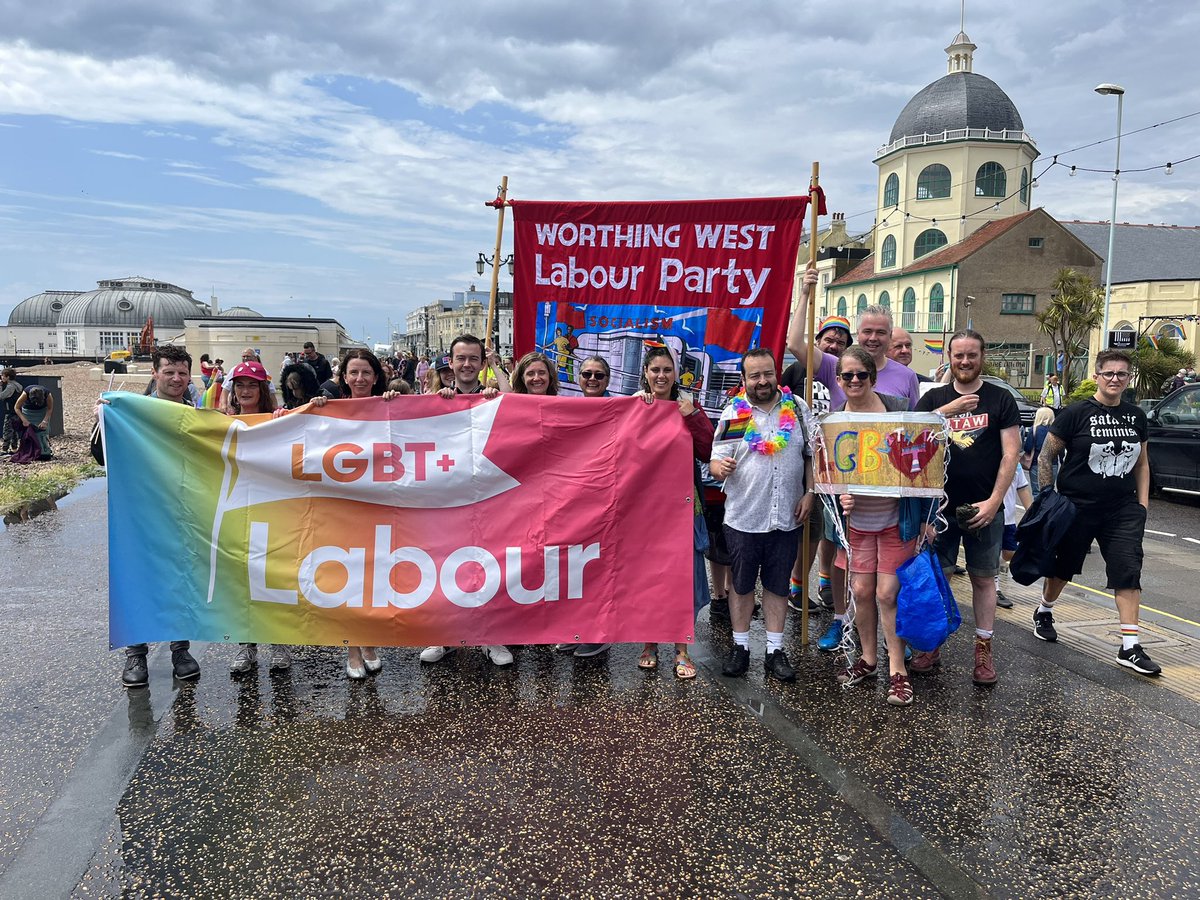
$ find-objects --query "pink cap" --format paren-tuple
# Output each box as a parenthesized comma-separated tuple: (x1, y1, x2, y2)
(228, 360, 268, 382)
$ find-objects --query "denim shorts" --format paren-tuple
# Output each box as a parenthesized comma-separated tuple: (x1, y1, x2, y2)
(934, 516, 1004, 578)
(724, 526, 801, 597)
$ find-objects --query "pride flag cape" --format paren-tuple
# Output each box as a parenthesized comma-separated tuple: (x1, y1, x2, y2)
(198, 379, 222, 409)
(102, 393, 695, 649)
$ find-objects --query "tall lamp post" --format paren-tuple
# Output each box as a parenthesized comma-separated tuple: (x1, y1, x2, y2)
(476, 253, 514, 349)
(1095, 83, 1125, 350)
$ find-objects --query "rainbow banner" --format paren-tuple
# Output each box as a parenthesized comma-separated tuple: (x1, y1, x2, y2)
(103, 393, 695, 648)
(924, 338, 944, 354)
(813, 412, 946, 498)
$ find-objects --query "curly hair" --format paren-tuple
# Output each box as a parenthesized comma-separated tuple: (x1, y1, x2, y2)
(280, 362, 322, 409)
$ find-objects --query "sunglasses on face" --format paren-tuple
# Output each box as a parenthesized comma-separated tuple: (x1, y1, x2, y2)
(581, 371, 608, 380)
(838, 371, 871, 383)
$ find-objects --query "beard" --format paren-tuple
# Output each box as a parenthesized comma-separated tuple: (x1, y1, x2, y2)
(952, 362, 981, 383)
(749, 382, 777, 402)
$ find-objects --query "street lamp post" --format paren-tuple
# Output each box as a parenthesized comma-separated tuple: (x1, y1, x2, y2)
(475, 253, 515, 349)
(965, 294, 975, 330)
(1095, 83, 1125, 350)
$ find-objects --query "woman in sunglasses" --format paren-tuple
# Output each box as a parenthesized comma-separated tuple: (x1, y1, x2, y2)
(830, 346, 934, 706)
(576, 356, 611, 398)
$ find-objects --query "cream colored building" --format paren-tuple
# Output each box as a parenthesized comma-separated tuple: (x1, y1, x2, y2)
(1064, 222, 1200, 360)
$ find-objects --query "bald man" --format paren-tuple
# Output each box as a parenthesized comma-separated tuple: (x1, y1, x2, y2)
(888, 327, 932, 383)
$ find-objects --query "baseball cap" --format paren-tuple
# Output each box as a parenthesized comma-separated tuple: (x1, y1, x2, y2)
(435, 355, 452, 371)
(817, 315, 853, 345)
(228, 360, 269, 382)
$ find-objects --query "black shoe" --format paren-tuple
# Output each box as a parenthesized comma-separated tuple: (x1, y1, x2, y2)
(722, 645, 750, 677)
(1033, 609, 1058, 642)
(818, 582, 834, 610)
(573, 643, 611, 658)
(709, 596, 731, 625)
(764, 649, 796, 682)
(172, 648, 201, 680)
(787, 589, 818, 614)
(953, 565, 967, 576)
(1117, 643, 1161, 676)
(122, 654, 148, 689)
(996, 590, 1013, 609)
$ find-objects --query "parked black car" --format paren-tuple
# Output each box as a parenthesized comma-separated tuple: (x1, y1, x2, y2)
(1147, 383, 1200, 495)
(981, 376, 1037, 427)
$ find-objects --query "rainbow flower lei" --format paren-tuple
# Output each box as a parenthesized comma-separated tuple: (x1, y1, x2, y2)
(732, 386, 798, 455)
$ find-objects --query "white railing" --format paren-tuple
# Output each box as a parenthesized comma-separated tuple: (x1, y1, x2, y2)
(876, 127, 1036, 158)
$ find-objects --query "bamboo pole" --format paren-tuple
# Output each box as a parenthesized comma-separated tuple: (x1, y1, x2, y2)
(484, 176, 510, 361)
(801, 162, 821, 648)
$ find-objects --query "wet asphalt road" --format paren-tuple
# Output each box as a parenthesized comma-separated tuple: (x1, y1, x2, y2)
(1, 479, 1199, 898)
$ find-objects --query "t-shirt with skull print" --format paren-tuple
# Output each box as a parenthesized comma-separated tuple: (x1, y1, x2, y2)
(1050, 397, 1148, 507)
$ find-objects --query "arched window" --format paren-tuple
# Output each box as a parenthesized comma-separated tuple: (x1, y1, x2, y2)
(1019, 168, 1029, 205)
(881, 234, 897, 268)
(928, 283, 945, 332)
(902, 287, 917, 330)
(883, 173, 899, 208)
(975, 162, 1006, 198)
(914, 228, 947, 258)
(837, 296, 847, 317)
(916, 164, 951, 200)
(857, 294, 868, 314)
(879, 291, 891, 309)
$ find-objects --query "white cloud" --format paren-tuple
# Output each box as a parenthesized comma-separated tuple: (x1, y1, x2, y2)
(89, 149, 147, 160)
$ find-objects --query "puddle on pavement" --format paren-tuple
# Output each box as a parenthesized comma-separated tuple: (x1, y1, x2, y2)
(0, 476, 107, 531)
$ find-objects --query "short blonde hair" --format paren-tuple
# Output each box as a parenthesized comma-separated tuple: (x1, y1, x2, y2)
(1033, 406, 1055, 428)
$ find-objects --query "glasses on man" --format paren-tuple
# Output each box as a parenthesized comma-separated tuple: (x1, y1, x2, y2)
(838, 371, 871, 383)
(1097, 371, 1131, 381)
(580, 371, 608, 380)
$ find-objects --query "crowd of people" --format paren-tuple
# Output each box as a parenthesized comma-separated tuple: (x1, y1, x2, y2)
(110, 275, 1165, 702)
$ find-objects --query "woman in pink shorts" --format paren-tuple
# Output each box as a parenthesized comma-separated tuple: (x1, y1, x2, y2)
(832, 347, 935, 706)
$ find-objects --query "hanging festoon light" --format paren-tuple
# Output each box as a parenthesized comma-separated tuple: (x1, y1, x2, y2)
(1166, 162, 1174, 175)
(1070, 166, 1078, 176)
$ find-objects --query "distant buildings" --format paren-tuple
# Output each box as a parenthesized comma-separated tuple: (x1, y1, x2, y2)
(2, 275, 361, 365)
(400, 285, 512, 356)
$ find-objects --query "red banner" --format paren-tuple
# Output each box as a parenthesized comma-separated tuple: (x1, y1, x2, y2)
(511, 197, 813, 413)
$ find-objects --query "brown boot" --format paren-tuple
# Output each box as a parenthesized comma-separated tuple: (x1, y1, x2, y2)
(909, 647, 941, 674)
(973, 636, 997, 685)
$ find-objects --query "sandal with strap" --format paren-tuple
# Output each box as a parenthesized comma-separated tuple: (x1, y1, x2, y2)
(638, 646, 658, 670)
(674, 652, 697, 680)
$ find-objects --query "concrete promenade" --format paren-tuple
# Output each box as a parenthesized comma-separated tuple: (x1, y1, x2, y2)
(0, 479, 1197, 898)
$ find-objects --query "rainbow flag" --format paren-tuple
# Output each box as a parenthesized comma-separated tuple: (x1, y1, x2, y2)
(1146, 335, 1160, 350)
(717, 413, 753, 442)
(198, 379, 223, 410)
(924, 339, 945, 354)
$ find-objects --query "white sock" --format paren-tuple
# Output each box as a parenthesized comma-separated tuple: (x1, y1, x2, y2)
(975, 628, 993, 640)
(733, 630, 750, 650)
(833, 613, 846, 625)
(1037, 603, 1054, 615)
(1120, 624, 1138, 651)
(766, 631, 784, 653)
(994, 574, 1001, 591)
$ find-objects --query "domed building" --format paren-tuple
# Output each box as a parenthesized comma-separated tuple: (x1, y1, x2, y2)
(56, 276, 210, 356)
(3, 290, 82, 356)
(821, 27, 1102, 387)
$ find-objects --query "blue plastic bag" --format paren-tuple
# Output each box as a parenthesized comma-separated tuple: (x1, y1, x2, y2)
(895, 548, 962, 653)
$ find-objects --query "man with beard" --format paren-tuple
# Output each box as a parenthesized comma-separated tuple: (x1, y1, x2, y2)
(711, 348, 814, 682)
(915, 330, 1020, 685)
(888, 327, 932, 383)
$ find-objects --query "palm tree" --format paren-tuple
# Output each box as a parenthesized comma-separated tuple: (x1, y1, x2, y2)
(1035, 269, 1104, 395)
(1131, 336, 1195, 401)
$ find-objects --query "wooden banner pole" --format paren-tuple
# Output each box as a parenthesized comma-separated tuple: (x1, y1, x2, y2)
(484, 175, 510, 361)
(801, 162, 821, 648)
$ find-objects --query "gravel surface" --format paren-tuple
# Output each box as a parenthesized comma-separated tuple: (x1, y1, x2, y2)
(3, 363, 149, 472)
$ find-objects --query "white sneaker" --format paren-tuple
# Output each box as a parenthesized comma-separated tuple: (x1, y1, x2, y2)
(481, 645, 514, 666)
(420, 645, 452, 663)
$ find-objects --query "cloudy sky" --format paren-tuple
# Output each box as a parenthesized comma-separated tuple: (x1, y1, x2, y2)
(1, 0, 1197, 346)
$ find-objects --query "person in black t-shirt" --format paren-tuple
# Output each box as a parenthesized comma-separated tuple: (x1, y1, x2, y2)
(914, 330, 1020, 686)
(1032, 350, 1160, 676)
